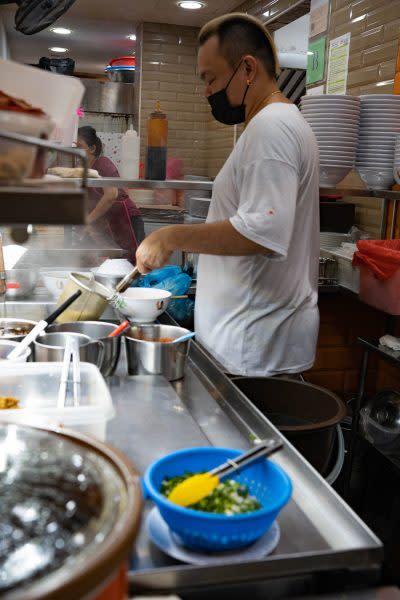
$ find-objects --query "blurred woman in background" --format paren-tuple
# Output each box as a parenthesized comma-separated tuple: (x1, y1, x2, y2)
(77, 126, 144, 264)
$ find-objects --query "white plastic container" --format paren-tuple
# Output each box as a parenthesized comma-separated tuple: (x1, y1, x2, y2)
(328, 248, 360, 293)
(120, 126, 139, 179)
(0, 362, 115, 440)
(0, 58, 84, 145)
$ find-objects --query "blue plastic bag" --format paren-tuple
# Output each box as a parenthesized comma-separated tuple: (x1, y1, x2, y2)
(132, 266, 194, 327)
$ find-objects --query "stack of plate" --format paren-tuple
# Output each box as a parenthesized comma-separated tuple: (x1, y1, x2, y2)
(393, 134, 400, 185)
(300, 94, 360, 187)
(356, 95, 400, 190)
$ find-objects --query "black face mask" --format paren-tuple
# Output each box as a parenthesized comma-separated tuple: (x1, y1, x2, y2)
(207, 61, 250, 125)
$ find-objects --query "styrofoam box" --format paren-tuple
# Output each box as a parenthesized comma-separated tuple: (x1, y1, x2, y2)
(0, 362, 114, 440)
(328, 248, 360, 293)
(0, 59, 84, 133)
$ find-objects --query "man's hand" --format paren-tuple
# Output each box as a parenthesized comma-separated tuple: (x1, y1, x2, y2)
(136, 228, 173, 273)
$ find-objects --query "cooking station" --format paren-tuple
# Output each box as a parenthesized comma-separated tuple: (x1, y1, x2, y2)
(0, 291, 384, 598)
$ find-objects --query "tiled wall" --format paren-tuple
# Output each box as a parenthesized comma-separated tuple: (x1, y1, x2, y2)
(139, 22, 208, 177)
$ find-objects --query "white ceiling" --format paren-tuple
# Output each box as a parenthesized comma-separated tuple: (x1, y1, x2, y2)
(1, 0, 240, 73)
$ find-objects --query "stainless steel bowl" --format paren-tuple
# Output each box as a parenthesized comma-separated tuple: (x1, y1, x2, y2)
(106, 69, 135, 83)
(125, 324, 191, 381)
(6, 268, 38, 298)
(47, 321, 121, 376)
(0, 318, 37, 340)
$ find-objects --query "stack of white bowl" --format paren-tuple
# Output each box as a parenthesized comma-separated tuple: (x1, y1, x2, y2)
(356, 95, 400, 190)
(395, 135, 400, 185)
(300, 94, 360, 187)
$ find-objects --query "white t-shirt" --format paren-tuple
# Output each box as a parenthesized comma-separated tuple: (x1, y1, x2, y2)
(195, 103, 320, 376)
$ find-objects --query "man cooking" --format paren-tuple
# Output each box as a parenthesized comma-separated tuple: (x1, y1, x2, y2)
(136, 13, 320, 377)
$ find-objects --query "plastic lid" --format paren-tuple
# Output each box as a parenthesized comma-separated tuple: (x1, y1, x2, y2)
(125, 125, 138, 137)
(0, 422, 141, 599)
(150, 100, 166, 118)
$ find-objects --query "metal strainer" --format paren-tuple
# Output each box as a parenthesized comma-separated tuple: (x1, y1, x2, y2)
(55, 273, 118, 323)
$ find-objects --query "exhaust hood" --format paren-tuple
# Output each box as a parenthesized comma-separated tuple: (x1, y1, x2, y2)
(80, 78, 135, 115)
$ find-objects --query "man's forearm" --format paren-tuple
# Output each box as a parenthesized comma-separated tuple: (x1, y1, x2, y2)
(163, 219, 269, 256)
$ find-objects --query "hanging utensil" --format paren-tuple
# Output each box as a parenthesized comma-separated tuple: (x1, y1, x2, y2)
(7, 290, 82, 361)
(168, 438, 283, 507)
(58, 335, 81, 409)
(107, 320, 130, 338)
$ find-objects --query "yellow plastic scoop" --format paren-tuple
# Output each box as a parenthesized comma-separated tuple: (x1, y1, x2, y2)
(168, 438, 283, 507)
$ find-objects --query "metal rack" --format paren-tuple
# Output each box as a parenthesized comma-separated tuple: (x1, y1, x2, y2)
(0, 131, 88, 224)
(321, 186, 400, 240)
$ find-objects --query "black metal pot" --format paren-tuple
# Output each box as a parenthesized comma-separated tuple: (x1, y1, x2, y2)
(233, 377, 346, 476)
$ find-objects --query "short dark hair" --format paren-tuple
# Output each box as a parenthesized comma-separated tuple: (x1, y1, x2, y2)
(198, 13, 280, 79)
(77, 126, 103, 157)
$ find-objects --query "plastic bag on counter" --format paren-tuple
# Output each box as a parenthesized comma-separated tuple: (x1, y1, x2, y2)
(353, 239, 400, 280)
(133, 266, 182, 288)
(132, 266, 194, 328)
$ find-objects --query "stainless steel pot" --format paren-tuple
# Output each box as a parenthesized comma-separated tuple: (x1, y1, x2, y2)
(0, 318, 37, 340)
(0, 421, 142, 600)
(5, 268, 38, 298)
(47, 321, 121, 376)
(34, 331, 105, 369)
(125, 324, 191, 381)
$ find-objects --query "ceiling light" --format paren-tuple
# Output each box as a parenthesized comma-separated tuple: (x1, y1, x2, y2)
(177, 1, 205, 9)
(50, 27, 71, 35)
(263, 10, 270, 17)
(127, 34, 136, 41)
(48, 46, 68, 53)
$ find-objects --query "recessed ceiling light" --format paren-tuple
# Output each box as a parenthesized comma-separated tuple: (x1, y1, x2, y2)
(50, 27, 72, 35)
(177, 1, 205, 9)
(263, 10, 270, 17)
(48, 46, 68, 53)
(127, 34, 136, 41)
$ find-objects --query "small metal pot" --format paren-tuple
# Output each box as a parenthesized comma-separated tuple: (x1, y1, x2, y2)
(125, 324, 191, 381)
(47, 321, 121, 376)
(34, 332, 105, 369)
(0, 318, 37, 341)
(5, 268, 38, 298)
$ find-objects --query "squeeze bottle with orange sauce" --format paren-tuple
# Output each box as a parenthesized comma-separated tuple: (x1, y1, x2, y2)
(145, 101, 168, 180)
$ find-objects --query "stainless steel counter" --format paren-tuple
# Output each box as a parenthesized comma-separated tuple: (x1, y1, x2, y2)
(105, 338, 383, 596)
(0, 296, 383, 596)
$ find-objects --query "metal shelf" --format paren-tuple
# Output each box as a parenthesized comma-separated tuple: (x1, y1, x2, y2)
(84, 178, 213, 191)
(320, 187, 400, 200)
(0, 131, 88, 225)
(0, 185, 87, 224)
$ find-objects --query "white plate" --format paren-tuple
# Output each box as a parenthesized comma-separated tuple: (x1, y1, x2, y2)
(360, 94, 400, 101)
(302, 94, 359, 102)
(360, 126, 400, 133)
(301, 104, 360, 116)
(360, 117, 400, 124)
(305, 116, 358, 123)
(361, 109, 400, 115)
(146, 508, 281, 566)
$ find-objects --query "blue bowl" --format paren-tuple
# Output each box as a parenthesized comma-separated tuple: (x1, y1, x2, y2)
(143, 446, 292, 551)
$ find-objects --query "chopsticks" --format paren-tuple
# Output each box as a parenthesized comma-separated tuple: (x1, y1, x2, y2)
(58, 335, 81, 409)
(108, 320, 130, 338)
(209, 438, 283, 479)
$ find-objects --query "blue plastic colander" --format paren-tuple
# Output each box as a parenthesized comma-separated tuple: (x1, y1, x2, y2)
(143, 446, 292, 551)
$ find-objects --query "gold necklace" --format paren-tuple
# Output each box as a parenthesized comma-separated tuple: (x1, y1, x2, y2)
(245, 90, 284, 126)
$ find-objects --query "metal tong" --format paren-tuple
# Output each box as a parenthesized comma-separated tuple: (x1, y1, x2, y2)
(209, 438, 283, 479)
(58, 335, 81, 409)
